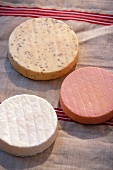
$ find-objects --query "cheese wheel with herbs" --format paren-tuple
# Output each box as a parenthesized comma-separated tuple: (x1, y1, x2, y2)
(0, 94, 58, 156)
(60, 67, 113, 124)
(8, 18, 79, 80)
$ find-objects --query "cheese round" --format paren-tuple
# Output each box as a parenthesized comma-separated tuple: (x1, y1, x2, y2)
(8, 18, 79, 80)
(60, 67, 113, 124)
(0, 94, 58, 156)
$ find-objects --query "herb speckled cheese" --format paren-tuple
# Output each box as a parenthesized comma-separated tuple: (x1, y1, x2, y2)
(0, 94, 58, 156)
(8, 18, 79, 80)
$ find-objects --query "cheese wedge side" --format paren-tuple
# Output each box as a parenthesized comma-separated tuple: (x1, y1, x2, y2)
(8, 18, 79, 80)
(0, 94, 58, 156)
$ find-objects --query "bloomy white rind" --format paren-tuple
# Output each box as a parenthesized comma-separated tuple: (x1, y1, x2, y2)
(0, 94, 58, 156)
(0, 125, 58, 157)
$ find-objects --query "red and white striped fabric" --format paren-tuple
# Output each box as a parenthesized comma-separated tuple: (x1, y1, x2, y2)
(0, 5, 113, 126)
(0, 5, 113, 25)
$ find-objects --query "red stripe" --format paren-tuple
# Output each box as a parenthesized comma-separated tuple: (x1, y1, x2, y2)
(0, 7, 113, 21)
(55, 110, 65, 113)
(0, 5, 113, 18)
(57, 114, 69, 118)
(0, 13, 111, 25)
(1, 12, 111, 25)
(54, 108, 63, 111)
(0, 5, 113, 25)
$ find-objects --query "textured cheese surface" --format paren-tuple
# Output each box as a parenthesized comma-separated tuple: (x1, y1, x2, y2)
(0, 94, 58, 156)
(8, 18, 79, 80)
(60, 67, 113, 124)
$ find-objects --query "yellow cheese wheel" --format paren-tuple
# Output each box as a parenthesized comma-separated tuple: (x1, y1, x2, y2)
(8, 18, 79, 80)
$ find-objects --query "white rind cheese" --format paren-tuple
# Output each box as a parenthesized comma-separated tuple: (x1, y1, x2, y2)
(8, 18, 79, 80)
(0, 94, 58, 156)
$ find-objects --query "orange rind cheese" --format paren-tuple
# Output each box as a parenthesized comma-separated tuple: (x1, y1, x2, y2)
(60, 67, 113, 124)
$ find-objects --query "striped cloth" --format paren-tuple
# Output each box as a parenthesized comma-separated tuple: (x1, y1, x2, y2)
(0, 5, 113, 126)
(0, 5, 113, 25)
(0, 2, 113, 170)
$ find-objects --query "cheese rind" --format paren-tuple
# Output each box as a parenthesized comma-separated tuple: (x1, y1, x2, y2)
(8, 18, 79, 80)
(60, 67, 113, 124)
(0, 94, 58, 156)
